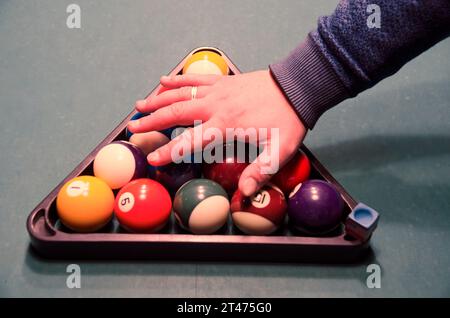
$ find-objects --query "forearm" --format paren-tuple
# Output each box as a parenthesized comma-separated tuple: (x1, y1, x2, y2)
(270, 0, 450, 129)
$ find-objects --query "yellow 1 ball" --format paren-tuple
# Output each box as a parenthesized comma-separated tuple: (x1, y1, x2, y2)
(56, 176, 114, 232)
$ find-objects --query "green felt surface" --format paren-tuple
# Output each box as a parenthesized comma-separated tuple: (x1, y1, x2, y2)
(0, 0, 449, 297)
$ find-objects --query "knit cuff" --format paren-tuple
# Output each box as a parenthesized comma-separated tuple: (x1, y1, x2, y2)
(269, 34, 349, 129)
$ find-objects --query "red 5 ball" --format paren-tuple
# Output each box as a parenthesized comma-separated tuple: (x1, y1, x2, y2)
(114, 178, 172, 233)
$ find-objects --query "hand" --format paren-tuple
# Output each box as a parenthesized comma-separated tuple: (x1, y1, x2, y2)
(127, 70, 307, 196)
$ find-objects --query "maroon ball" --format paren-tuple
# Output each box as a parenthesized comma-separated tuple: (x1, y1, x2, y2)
(203, 142, 256, 195)
(231, 184, 287, 235)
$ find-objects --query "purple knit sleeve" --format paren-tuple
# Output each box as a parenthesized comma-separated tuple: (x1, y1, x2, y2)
(270, 0, 450, 129)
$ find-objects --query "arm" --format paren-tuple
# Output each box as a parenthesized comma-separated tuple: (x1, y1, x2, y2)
(270, 0, 450, 129)
(130, 0, 450, 196)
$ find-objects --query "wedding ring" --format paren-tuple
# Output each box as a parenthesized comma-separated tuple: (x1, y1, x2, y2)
(191, 86, 198, 100)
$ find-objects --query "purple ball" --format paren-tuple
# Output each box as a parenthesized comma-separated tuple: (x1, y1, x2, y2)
(288, 180, 344, 234)
(148, 162, 202, 195)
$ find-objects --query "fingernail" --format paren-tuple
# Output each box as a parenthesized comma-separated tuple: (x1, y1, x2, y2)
(135, 100, 146, 110)
(129, 119, 140, 127)
(161, 75, 170, 81)
(128, 120, 139, 132)
(147, 151, 160, 163)
(242, 178, 257, 197)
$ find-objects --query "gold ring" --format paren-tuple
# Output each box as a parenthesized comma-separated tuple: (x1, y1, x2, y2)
(191, 86, 198, 100)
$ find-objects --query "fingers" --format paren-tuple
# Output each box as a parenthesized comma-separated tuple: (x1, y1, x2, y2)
(128, 100, 208, 134)
(237, 155, 272, 197)
(160, 74, 222, 89)
(136, 85, 211, 113)
(238, 138, 287, 197)
(147, 120, 222, 166)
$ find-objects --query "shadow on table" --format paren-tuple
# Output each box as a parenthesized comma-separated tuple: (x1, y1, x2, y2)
(23, 243, 378, 287)
(22, 244, 380, 295)
(309, 134, 450, 229)
(310, 134, 450, 172)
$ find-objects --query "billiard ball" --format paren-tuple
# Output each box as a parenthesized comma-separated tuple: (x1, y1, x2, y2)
(288, 180, 344, 234)
(114, 178, 172, 233)
(56, 175, 114, 232)
(129, 131, 170, 155)
(182, 50, 229, 75)
(93, 141, 147, 189)
(231, 184, 287, 235)
(202, 142, 254, 195)
(173, 179, 230, 234)
(148, 161, 201, 195)
(271, 150, 311, 194)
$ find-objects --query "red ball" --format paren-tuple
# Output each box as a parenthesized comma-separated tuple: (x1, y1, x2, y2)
(114, 178, 172, 233)
(203, 160, 247, 196)
(231, 184, 287, 235)
(272, 150, 311, 194)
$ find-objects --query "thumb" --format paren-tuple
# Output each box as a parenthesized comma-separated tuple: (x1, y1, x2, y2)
(238, 140, 284, 197)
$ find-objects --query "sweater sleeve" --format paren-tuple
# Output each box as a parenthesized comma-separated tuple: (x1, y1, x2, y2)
(269, 0, 450, 129)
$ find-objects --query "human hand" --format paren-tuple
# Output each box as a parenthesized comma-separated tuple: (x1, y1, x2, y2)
(127, 70, 307, 196)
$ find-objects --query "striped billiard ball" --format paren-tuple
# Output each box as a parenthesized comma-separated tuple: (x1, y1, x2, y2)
(93, 141, 147, 190)
(173, 179, 230, 234)
(231, 184, 287, 235)
(182, 50, 229, 75)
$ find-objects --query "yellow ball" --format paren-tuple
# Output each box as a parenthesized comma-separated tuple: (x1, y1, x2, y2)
(56, 176, 114, 232)
(182, 50, 229, 75)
